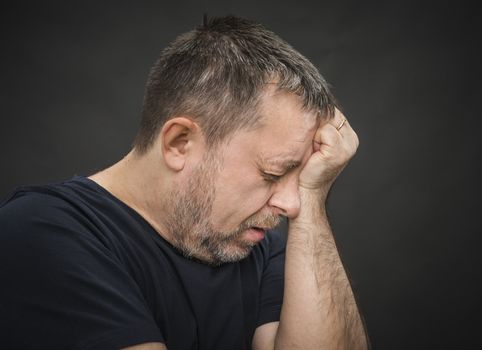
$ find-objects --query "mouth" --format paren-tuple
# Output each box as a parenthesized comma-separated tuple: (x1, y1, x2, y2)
(244, 226, 267, 242)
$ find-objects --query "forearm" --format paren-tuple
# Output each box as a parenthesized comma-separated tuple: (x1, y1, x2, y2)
(275, 188, 368, 349)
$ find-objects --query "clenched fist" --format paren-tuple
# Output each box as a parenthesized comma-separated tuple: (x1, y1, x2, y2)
(299, 108, 359, 194)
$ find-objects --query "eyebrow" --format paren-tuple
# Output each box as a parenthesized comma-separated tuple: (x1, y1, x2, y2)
(259, 157, 302, 173)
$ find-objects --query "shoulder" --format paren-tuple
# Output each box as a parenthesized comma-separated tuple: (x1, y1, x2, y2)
(1, 183, 74, 238)
(0, 177, 100, 221)
(0, 180, 164, 349)
(0, 176, 131, 240)
(0, 179, 122, 267)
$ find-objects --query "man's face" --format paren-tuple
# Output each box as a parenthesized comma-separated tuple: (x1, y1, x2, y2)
(165, 86, 318, 265)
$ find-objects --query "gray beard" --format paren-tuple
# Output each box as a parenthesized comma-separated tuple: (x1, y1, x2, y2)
(163, 154, 280, 266)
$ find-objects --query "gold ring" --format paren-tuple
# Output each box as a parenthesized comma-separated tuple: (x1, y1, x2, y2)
(336, 118, 347, 131)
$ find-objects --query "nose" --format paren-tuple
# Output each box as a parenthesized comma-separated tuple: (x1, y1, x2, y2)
(268, 174, 301, 219)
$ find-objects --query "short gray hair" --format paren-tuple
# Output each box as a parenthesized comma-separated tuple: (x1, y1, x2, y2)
(133, 15, 336, 153)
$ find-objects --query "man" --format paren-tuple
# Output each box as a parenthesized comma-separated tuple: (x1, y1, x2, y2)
(0, 16, 368, 349)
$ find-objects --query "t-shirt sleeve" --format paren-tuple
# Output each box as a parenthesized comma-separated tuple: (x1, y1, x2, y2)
(0, 192, 164, 350)
(256, 223, 287, 327)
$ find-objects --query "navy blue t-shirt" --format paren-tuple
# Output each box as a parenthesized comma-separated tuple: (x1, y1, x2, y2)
(0, 176, 286, 349)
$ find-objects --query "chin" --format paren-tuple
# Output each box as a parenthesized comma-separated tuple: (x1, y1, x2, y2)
(206, 242, 255, 266)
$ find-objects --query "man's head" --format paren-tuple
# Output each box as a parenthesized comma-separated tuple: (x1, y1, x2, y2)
(133, 15, 335, 153)
(130, 16, 336, 265)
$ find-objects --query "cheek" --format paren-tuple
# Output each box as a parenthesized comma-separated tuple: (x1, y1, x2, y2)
(211, 175, 272, 229)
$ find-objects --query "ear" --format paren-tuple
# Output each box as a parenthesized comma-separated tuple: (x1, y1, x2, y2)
(160, 117, 202, 171)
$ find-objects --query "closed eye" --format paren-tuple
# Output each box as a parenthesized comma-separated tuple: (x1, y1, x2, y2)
(262, 172, 282, 183)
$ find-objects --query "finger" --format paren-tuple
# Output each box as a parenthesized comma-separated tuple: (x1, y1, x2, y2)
(328, 109, 352, 142)
(330, 108, 346, 131)
(338, 119, 359, 151)
(341, 117, 360, 150)
(331, 109, 359, 151)
(315, 120, 358, 159)
(313, 122, 343, 151)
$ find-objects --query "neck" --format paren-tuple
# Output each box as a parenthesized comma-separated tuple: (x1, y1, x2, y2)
(88, 149, 171, 238)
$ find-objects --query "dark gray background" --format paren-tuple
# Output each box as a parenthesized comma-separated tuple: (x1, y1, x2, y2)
(1, 1, 480, 349)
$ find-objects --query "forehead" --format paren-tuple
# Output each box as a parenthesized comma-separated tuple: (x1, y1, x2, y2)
(225, 86, 318, 167)
(255, 86, 318, 157)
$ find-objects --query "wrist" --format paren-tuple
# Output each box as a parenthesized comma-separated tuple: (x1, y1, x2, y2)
(290, 187, 328, 227)
(298, 185, 329, 207)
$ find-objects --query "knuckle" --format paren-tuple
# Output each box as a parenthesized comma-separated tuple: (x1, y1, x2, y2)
(354, 132, 360, 148)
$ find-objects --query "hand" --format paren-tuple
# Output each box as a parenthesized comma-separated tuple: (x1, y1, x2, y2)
(298, 108, 359, 194)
